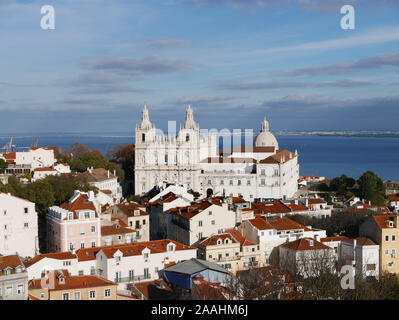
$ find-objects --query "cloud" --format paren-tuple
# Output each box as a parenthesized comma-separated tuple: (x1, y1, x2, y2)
(148, 39, 188, 48)
(64, 73, 150, 94)
(286, 51, 399, 76)
(261, 93, 399, 112)
(163, 94, 248, 109)
(80, 55, 199, 76)
(215, 79, 373, 90)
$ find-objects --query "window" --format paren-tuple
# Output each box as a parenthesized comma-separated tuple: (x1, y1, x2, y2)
(229, 180, 233, 186)
(17, 284, 24, 295)
(74, 292, 81, 300)
(3, 210, 6, 216)
(208, 180, 211, 185)
(143, 219, 146, 225)
(386, 235, 389, 241)
(115, 256, 121, 262)
(261, 169, 265, 176)
(165, 154, 168, 163)
(186, 134, 190, 142)
(211, 220, 215, 225)
(63, 293, 69, 300)
(69, 227, 74, 236)
(393, 235, 396, 241)
(388, 262, 394, 268)
(136, 221, 140, 229)
(220, 180, 224, 185)
(80, 242, 85, 249)
(129, 270, 134, 280)
(24, 207, 28, 214)
(247, 180, 251, 186)
(367, 264, 376, 271)
(385, 249, 389, 255)
(144, 253, 149, 259)
(261, 179, 265, 185)
(91, 241, 96, 247)
(393, 249, 396, 255)
(80, 226, 85, 235)
(85, 212, 90, 219)
(78, 270, 84, 276)
(238, 180, 241, 186)
(198, 221, 203, 227)
(104, 289, 111, 298)
(40, 293, 45, 300)
(144, 267, 150, 278)
(24, 222, 29, 228)
(91, 226, 95, 233)
(154, 267, 159, 274)
(142, 133, 145, 142)
(209, 211, 212, 215)
(89, 290, 96, 299)
(167, 245, 174, 252)
(198, 232, 203, 239)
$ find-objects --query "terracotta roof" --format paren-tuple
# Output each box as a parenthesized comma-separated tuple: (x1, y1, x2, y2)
(232, 146, 275, 153)
(372, 215, 397, 229)
(388, 194, 399, 202)
(28, 270, 117, 291)
(225, 229, 256, 246)
(59, 194, 97, 219)
(166, 201, 213, 220)
(100, 189, 112, 194)
(248, 218, 274, 230)
(259, 150, 295, 164)
(320, 236, 349, 243)
(133, 280, 173, 300)
(266, 216, 311, 232)
(252, 202, 292, 215)
(34, 167, 56, 172)
(200, 233, 238, 247)
(192, 278, 229, 300)
(307, 198, 326, 205)
(341, 237, 377, 246)
(101, 224, 135, 236)
(3, 152, 16, 160)
(79, 168, 116, 182)
(24, 252, 77, 267)
(281, 238, 332, 251)
(200, 157, 257, 164)
(0, 255, 25, 276)
(116, 202, 148, 217)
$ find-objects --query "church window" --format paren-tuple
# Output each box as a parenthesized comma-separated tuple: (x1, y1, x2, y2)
(229, 180, 233, 186)
(186, 134, 190, 142)
(220, 180, 224, 185)
(165, 154, 168, 163)
(237, 180, 241, 186)
(247, 180, 251, 186)
(142, 133, 145, 142)
(208, 180, 211, 185)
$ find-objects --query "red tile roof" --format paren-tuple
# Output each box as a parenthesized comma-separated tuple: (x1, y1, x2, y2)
(200, 157, 257, 164)
(281, 238, 332, 251)
(320, 236, 349, 243)
(34, 167, 56, 172)
(116, 202, 148, 217)
(0, 255, 24, 276)
(132, 280, 173, 300)
(308, 198, 326, 205)
(259, 150, 295, 164)
(341, 237, 377, 246)
(59, 194, 97, 219)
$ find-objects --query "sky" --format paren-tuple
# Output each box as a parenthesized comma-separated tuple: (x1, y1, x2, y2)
(0, 0, 399, 134)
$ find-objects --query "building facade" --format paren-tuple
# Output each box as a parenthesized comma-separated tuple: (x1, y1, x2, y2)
(0, 254, 28, 300)
(134, 105, 299, 201)
(0, 192, 38, 258)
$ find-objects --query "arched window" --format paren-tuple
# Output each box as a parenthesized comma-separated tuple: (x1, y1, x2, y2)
(165, 154, 168, 163)
(142, 133, 145, 142)
(186, 133, 190, 142)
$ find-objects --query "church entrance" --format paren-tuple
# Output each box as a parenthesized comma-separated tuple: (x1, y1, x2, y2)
(206, 188, 213, 198)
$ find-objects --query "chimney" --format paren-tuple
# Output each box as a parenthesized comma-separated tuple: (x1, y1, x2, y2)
(107, 170, 110, 178)
(314, 234, 320, 241)
(113, 170, 116, 176)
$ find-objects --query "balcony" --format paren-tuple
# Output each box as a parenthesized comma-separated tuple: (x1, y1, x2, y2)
(114, 274, 151, 283)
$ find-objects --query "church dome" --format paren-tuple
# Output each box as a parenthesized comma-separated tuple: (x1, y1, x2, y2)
(254, 117, 279, 149)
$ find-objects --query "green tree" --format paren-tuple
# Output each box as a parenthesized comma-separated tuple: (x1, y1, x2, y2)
(357, 171, 385, 206)
(0, 158, 8, 173)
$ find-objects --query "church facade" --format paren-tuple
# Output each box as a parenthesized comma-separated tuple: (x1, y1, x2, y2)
(134, 105, 299, 201)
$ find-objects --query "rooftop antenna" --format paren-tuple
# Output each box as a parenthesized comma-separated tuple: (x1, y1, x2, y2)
(33, 138, 39, 148)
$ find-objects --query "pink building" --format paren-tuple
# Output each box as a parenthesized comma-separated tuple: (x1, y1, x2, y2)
(47, 191, 101, 252)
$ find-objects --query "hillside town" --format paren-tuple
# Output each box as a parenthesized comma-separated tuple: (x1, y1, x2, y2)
(0, 106, 398, 301)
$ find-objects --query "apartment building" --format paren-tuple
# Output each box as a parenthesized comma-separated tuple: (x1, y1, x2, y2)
(239, 215, 326, 265)
(147, 191, 192, 239)
(24, 239, 197, 290)
(101, 218, 136, 246)
(103, 202, 149, 242)
(359, 215, 399, 275)
(79, 168, 122, 203)
(196, 228, 261, 274)
(0, 254, 28, 300)
(47, 191, 101, 252)
(168, 200, 236, 246)
(0, 192, 38, 258)
(279, 238, 335, 278)
(28, 269, 118, 300)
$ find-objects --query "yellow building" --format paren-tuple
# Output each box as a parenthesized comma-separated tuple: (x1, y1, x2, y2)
(28, 270, 119, 300)
(360, 215, 398, 275)
(196, 228, 262, 275)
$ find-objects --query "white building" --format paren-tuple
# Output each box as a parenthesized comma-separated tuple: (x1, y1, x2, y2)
(0, 254, 28, 300)
(47, 191, 101, 252)
(0, 192, 39, 258)
(0, 147, 56, 175)
(239, 215, 326, 265)
(168, 199, 236, 246)
(134, 105, 299, 201)
(80, 168, 122, 203)
(279, 237, 336, 278)
(24, 239, 197, 290)
(32, 167, 58, 181)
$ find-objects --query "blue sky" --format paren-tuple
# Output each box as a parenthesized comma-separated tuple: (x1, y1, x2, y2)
(0, 0, 399, 133)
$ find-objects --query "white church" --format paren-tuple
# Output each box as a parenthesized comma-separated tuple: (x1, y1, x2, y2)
(134, 105, 299, 201)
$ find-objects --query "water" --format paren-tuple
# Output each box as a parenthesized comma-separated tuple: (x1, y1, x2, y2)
(0, 133, 398, 180)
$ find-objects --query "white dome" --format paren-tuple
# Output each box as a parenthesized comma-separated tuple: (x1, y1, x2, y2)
(254, 117, 279, 148)
(254, 131, 279, 148)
